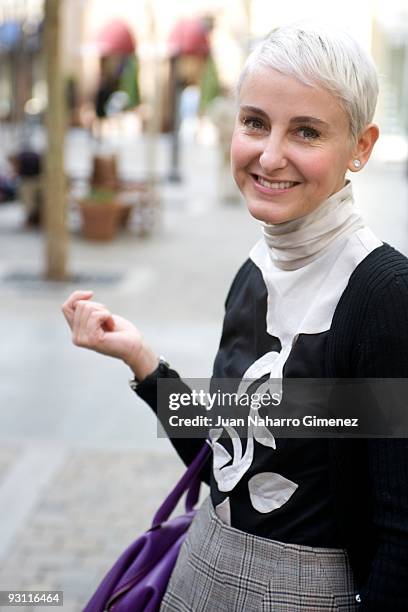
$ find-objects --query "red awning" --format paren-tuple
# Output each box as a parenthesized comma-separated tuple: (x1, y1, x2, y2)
(168, 18, 210, 57)
(95, 19, 135, 55)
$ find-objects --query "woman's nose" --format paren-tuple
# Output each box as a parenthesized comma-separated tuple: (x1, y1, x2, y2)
(259, 136, 288, 173)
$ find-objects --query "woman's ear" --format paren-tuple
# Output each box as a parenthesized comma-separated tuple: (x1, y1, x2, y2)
(348, 124, 379, 172)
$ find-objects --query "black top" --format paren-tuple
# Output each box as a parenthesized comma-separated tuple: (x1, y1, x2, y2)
(136, 243, 408, 610)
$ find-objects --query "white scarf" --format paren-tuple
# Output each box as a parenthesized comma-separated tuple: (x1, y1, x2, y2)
(261, 181, 364, 271)
(249, 181, 382, 352)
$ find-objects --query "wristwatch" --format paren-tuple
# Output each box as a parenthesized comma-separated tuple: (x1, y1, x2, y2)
(128, 356, 170, 391)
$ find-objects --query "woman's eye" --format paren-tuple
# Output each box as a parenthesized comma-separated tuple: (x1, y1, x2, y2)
(298, 126, 320, 140)
(241, 117, 265, 131)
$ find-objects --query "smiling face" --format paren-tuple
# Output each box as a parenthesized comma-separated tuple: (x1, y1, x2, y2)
(231, 67, 356, 224)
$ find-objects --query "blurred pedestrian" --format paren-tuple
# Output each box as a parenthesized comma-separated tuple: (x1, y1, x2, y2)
(9, 150, 42, 226)
(62, 22, 408, 610)
(93, 72, 117, 141)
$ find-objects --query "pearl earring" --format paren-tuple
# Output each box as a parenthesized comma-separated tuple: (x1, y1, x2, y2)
(353, 159, 361, 169)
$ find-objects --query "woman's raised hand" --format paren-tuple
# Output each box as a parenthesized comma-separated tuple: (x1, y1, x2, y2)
(61, 290, 158, 381)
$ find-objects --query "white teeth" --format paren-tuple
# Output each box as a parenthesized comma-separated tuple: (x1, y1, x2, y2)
(257, 177, 297, 190)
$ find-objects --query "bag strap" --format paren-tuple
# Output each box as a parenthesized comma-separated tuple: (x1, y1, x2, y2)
(185, 475, 201, 513)
(152, 441, 211, 526)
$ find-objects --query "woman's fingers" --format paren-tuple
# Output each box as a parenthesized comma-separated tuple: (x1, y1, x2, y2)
(62, 292, 140, 362)
(61, 290, 93, 327)
(73, 300, 94, 339)
(72, 305, 114, 350)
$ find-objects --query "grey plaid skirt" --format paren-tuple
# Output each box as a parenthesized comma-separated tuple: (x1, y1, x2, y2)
(160, 497, 360, 611)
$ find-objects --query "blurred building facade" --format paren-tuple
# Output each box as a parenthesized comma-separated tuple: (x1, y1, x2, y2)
(372, 3, 408, 137)
(0, 0, 407, 152)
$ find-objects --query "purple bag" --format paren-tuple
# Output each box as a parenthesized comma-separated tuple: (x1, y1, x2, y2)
(83, 443, 211, 612)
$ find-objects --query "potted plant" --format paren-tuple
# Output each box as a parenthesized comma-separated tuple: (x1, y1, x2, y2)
(77, 154, 157, 239)
(79, 187, 122, 241)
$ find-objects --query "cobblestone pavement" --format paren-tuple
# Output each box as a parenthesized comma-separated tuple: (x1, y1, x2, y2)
(0, 128, 407, 611)
(0, 444, 192, 611)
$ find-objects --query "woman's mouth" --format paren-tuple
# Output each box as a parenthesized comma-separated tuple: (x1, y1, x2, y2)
(251, 174, 300, 193)
(251, 174, 300, 192)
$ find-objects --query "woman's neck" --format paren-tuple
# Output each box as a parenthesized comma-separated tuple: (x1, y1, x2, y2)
(261, 182, 364, 270)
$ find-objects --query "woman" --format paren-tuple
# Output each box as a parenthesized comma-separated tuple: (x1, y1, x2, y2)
(63, 23, 408, 611)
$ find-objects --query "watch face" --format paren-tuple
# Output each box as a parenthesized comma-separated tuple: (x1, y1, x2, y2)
(129, 378, 139, 390)
(158, 356, 170, 369)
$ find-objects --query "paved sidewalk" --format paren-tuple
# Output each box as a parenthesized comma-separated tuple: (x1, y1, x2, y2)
(0, 443, 190, 611)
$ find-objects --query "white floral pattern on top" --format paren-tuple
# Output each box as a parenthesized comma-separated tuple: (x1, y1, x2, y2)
(248, 472, 299, 513)
(211, 426, 254, 492)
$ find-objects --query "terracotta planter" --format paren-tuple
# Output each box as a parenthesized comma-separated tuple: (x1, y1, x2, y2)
(79, 199, 122, 241)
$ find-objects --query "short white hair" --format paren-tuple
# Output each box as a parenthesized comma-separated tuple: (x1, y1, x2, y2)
(238, 22, 379, 142)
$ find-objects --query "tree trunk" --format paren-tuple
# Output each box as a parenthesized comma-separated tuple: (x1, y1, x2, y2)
(44, 0, 68, 280)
